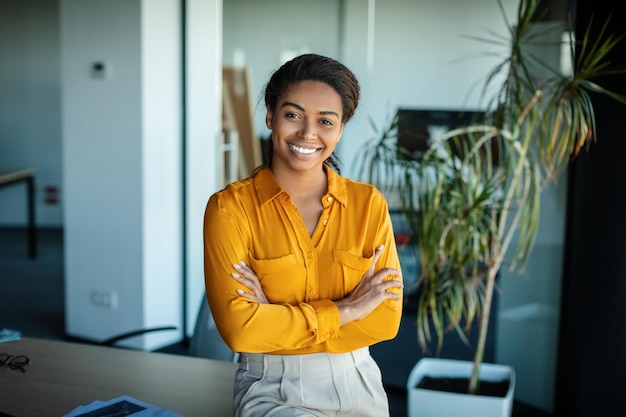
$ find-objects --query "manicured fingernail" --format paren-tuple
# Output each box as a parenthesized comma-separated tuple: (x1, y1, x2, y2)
(377, 245, 384, 251)
(237, 289, 245, 295)
(240, 261, 247, 267)
(232, 272, 240, 279)
(233, 263, 241, 270)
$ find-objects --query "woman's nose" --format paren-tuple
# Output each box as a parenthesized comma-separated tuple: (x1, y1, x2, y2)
(300, 120, 317, 140)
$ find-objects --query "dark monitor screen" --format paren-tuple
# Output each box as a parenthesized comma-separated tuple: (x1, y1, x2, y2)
(397, 108, 484, 160)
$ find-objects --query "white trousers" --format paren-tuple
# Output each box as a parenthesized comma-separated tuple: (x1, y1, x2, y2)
(233, 347, 390, 417)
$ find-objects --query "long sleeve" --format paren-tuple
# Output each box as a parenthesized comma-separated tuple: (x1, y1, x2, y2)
(204, 190, 343, 353)
(203, 167, 403, 355)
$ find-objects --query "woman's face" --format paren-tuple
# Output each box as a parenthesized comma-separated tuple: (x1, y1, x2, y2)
(266, 80, 344, 175)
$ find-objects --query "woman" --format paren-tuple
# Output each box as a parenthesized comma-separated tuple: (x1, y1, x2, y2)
(203, 53, 403, 417)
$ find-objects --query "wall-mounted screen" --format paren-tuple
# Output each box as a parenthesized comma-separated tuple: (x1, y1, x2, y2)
(397, 108, 485, 161)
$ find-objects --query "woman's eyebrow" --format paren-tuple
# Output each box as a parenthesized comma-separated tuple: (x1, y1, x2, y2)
(281, 101, 339, 118)
(281, 101, 304, 111)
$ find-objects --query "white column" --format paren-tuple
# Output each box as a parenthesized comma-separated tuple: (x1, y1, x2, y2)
(61, 0, 185, 350)
(184, 0, 223, 337)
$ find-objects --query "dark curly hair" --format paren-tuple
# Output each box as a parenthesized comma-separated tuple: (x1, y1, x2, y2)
(261, 54, 360, 174)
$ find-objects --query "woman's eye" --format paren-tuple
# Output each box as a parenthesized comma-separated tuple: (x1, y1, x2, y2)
(320, 119, 333, 126)
(286, 112, 300, 119)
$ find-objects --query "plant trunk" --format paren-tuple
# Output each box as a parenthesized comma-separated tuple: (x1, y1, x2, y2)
(467, 96, 536, 394)
(469, 264, 499, 394)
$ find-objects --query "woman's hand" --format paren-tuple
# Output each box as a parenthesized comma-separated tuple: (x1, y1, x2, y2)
(232, 261, 269, 304)
(334, 245, 402, 326)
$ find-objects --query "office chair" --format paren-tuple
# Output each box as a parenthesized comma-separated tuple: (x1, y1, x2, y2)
(99, 295, 238, 364)
(189, 296, 239, 363)
(100, 326, 178, 347)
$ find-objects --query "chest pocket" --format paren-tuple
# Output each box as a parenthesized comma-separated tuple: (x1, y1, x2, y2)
(248, 252, 306, 304)
(318, 249, 373, 298)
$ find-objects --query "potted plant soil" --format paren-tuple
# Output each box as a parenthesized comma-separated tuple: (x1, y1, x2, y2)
(407, 358, 515, 417)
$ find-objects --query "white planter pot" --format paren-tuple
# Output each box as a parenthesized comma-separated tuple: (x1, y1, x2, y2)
(406, 357, 516, 417)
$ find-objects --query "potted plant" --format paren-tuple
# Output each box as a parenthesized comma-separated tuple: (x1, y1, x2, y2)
(355, 0, 625, 416)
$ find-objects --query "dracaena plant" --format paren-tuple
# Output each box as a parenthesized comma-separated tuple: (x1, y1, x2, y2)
(355, 0, 626, 395)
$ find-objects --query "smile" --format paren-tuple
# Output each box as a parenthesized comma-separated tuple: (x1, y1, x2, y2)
(288, 143, 320, 155)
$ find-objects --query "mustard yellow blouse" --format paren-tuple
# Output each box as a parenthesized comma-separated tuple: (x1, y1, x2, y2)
(203, 165, 403, 355)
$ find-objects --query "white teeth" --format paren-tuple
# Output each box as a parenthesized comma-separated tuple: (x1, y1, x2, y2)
(289, 144, 318, 154)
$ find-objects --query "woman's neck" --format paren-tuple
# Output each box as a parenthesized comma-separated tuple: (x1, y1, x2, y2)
(271, 165, 328, 201)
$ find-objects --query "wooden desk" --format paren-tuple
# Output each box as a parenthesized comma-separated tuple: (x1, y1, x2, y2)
(0, 337, 238, 417)
(0, 169, 36, 258)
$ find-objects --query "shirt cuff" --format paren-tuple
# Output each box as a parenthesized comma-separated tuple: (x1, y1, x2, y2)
(308, 299, 341, 341)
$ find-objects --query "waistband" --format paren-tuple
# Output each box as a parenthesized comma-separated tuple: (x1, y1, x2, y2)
(239, 347, 371, 375)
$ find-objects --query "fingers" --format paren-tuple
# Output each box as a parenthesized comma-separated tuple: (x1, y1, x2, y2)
(369, 265, 402, 289)
(373, 267, 402, 292)
(233, 260, 254, 276)
(373, 244, 384, 263)
(366, 245, 385, 277)
(380, 275, 403, 298)
(231, 261, 269, 303)
(236, 288, 261, 303)
(232, 261, 257, 284)
(236, 288, 253, 298)
(232, 262, 259, 290)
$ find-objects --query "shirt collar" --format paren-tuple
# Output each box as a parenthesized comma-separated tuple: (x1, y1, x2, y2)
(325, 165, 348, 207)
(253, 165, 348, 207)
(253, 166, 284, 206)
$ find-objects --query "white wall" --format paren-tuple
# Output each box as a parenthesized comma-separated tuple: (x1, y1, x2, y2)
(348, 0, 518, 178)
(61, 0, 183, 350)
(222, 0, 517, 178)
(222, 0, 341, 144)
(2, 0, 222, 348)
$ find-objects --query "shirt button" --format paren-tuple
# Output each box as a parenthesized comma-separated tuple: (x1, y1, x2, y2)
(323, 219, 328, 226)
(326, 196, 333, 202)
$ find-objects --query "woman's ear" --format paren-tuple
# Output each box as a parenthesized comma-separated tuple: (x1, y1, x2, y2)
(265, 108, 273, 129)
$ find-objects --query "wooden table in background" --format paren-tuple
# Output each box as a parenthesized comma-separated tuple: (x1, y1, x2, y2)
(0, 337, 238, 417)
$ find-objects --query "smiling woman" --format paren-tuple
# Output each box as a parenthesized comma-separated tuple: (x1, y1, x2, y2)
(265, 80, 345, 235)
(203, 54, 404, 417)
(266, 81, 344, 192)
